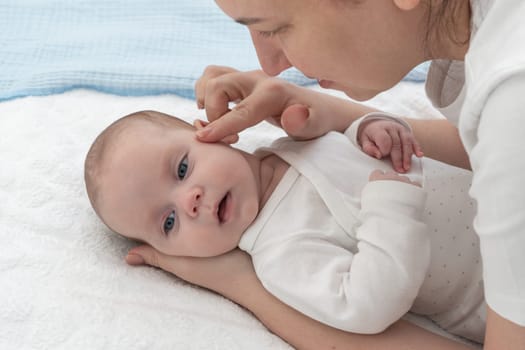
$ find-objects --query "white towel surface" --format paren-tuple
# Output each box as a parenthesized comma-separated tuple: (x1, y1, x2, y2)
(0, 83, 480, 349)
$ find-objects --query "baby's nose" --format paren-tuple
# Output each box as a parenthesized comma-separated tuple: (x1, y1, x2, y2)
(184, 187, 203, 218)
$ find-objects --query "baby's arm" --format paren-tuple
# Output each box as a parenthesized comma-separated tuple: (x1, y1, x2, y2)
(254, 180, 429, 334)
(345, 112, 424, 173)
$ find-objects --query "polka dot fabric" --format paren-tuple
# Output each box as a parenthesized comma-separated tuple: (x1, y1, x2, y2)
(412, 158, 485, 343)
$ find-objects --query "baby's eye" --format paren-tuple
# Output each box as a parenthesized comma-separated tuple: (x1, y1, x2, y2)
(177, 155, 188, 180)
(164, 211, 176, 234)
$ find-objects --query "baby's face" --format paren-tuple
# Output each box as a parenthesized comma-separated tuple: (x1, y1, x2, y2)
(99, 122, 260, 257)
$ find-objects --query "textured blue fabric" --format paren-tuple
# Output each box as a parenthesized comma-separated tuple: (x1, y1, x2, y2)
(0, 0, 428, 102)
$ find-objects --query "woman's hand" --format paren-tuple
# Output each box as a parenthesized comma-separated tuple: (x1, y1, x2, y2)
(194, 65, 375, 143)
(194, 65, 313, 142)
(126, 246, 258, 300)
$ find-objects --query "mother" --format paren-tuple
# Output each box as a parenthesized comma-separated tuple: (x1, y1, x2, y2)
(127, 1, 525, 348)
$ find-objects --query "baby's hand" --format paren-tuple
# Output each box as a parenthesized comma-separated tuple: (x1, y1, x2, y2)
(369, 169, 421, 187)
(358, 119, 423, 173)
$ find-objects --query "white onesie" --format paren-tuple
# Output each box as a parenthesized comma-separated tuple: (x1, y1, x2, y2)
(238, 123, 485, 343)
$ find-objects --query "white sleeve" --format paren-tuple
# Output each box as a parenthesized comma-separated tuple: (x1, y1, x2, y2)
(468, 73, 525, 325)
(344, 111, 412, 149)
(254, 180, 429, 334)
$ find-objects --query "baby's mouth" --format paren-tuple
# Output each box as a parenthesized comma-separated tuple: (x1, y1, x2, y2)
(218, 192, 229, 224)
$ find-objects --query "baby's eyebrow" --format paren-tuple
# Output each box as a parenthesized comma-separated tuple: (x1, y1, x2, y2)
(167, 152, 177, 177)
(164, 143, 183, 178)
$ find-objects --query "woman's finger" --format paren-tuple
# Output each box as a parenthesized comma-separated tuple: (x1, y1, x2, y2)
(197, 100, 264, 142)
(126, 245, 201, 284)
(195, 65, 238, 109)
(194, 119, 239, 143)
(198, 79, 290, 142)
(126, 245, 166, 268)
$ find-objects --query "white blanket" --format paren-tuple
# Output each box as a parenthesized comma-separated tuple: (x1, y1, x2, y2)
(0, 83, 480, 349)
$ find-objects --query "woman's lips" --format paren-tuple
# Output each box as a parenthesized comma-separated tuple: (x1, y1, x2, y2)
(317, 79, 333, 89)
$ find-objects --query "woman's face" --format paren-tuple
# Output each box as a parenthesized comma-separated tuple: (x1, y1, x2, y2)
(215, 0, 427, 100)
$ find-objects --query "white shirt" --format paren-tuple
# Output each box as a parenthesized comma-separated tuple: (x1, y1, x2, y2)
(426, 0, 525, 325)
(239, 127, 485, 342)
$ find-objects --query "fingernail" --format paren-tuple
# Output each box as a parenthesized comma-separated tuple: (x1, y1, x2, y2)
(196, 127, 211, 139)
(126, 253, 144, 265)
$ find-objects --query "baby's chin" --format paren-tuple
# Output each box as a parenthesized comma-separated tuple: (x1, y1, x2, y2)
(155, 244, 235, 259)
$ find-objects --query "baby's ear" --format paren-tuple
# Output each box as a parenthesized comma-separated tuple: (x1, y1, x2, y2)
(193, 119, 208, 130)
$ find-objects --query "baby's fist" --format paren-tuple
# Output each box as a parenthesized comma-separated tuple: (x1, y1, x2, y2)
(358, 119, 423, 173)
(369, 169, 421, 187)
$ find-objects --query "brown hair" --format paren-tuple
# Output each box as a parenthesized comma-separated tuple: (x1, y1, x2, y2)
(423, 0, 470, 57)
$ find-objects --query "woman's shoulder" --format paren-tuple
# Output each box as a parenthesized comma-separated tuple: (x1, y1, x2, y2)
(465, 0, 525, 100)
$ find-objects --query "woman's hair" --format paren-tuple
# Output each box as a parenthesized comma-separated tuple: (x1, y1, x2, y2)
(423, 0, 470, 57)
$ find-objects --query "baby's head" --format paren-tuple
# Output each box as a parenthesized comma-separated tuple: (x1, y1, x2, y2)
(85, 110, 261, 257)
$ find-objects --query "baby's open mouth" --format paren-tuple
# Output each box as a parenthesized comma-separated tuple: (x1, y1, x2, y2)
(218, 192, 229, 224)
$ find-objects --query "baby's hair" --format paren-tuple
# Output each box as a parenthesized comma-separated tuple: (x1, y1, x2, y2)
(84, 110, 195, 226)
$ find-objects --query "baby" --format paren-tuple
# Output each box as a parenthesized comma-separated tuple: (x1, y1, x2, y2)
(85, 110, 485, 343)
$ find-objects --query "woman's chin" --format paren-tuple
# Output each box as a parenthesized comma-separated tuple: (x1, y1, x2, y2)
(319, 80, 379, 101)
(343, 89, 379, 101)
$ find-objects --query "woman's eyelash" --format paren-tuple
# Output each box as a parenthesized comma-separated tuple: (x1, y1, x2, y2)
(257, 25, 288, 38)
(258, 30, 277, 38)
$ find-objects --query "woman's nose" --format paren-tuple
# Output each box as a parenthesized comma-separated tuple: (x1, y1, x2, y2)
(260, 53, 292, 77)
(183, 186, 203, 218)
(250, 31, 292, 76)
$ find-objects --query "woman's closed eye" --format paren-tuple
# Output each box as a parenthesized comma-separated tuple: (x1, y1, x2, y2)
(178, 155, 189, 180)
(164, 210, 176, 235)
(258, 30, 278, 38)
(257, 25, 289, 39)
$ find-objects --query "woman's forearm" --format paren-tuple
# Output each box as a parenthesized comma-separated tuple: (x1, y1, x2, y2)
(484, 306, 525, 350)
(230, 275, 474, 350)
(406, 118, 471, 170)
(300, 87, 378, 134)
(298, 88, 471, 170)
(127, 245, 476, 349)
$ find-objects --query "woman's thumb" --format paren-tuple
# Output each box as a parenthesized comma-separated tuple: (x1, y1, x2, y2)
(281, 104, 320, 140)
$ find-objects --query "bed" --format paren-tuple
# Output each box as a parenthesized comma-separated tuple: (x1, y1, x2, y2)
(0, 1, 480, 349)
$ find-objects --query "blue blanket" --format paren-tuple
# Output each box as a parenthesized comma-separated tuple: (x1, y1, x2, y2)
(0, 0, 428, 102)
